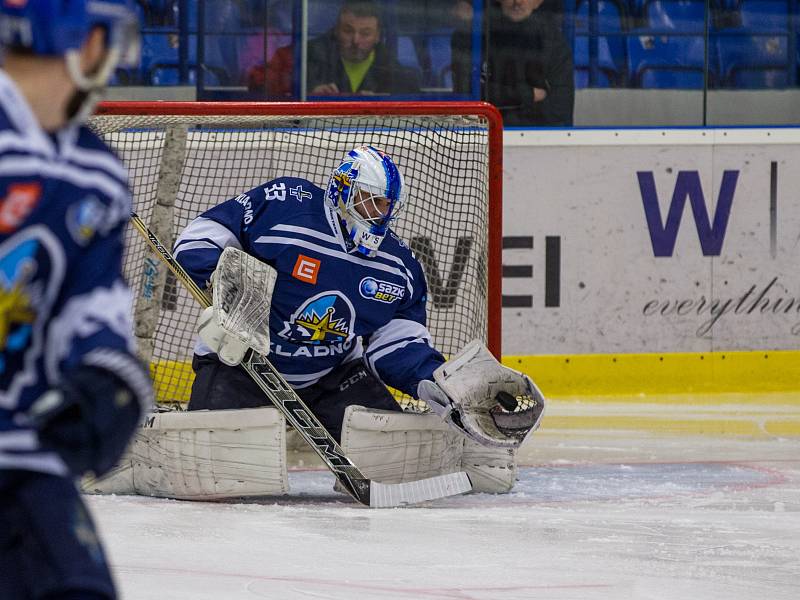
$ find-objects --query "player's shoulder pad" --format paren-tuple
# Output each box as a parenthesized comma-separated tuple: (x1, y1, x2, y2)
(385, 229, 415, 259)
(383, 228, 426, 275)
(75, 125, 127, 172)
(61, 126, 132, 240)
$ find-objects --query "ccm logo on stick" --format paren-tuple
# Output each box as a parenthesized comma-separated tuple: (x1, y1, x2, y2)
(292, 254, 321, 283)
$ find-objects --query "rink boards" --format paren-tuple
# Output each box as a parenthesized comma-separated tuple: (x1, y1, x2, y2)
(500, 128, 800, 428)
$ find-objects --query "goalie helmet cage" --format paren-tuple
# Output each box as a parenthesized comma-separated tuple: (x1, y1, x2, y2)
(91, 101, 502, 407)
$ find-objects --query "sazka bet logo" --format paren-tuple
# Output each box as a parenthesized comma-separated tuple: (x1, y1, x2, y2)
(359, 277, 405, 304)
(277, 291, 355, 355)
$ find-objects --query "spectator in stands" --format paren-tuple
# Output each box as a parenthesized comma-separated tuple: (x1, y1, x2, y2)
(451, 0, 565, 26)
(247, 0, 421, 96)
(452, 0, 574, 126)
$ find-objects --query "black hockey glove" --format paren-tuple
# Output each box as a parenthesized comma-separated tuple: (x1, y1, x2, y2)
(28, 366, 142, 478)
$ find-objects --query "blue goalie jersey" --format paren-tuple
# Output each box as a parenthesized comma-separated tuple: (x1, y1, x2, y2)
(174, 176, 446, 397)
(0, 72, 151, 476)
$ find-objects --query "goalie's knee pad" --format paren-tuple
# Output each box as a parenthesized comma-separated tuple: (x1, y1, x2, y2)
(84, 406, 288, 500)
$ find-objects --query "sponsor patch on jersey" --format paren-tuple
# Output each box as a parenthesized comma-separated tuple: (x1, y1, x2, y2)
(277, 291, 354, 347)
(292, 254, 320, 284)
(0, 182, 41, 233)
(358, 277, 405, 304)
(66, 195, 105, 246)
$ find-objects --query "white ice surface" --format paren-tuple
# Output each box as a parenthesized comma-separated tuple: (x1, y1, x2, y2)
(89, 431, 800, 600)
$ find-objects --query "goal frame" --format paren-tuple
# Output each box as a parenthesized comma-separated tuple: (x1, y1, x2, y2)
(96, 100, 503, 357)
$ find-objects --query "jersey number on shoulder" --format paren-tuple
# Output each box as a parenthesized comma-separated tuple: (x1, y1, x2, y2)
(265, 183, 286, 202)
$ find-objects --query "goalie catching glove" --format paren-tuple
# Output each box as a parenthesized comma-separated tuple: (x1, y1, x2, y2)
(197, 247, 277, 365)
(417, 340, 545, 449)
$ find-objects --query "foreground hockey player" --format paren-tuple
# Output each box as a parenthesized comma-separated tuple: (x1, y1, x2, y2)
(0, 2, 152, 599)
(172, 146, 545, 457)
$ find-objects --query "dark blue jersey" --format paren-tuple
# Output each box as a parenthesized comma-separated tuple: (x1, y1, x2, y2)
(0, 71, 152, 475)
(174, 176, 446, 397)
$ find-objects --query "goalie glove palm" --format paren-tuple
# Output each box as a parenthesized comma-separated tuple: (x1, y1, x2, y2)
(418, 340, 546, 449)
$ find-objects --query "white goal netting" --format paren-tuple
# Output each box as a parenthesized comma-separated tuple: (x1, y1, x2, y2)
(90, 104, 500, 406)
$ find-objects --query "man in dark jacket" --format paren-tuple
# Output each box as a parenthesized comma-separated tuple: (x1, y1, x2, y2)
(452, 0, 574, 126)
(248, 0, 421, 96)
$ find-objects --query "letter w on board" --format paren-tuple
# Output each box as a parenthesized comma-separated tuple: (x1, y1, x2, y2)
(638, 170, 739, 257)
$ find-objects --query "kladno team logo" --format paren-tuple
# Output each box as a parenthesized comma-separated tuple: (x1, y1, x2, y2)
(0, 239, 40, 387)
(328, 162, 358, 204)
(278, 291, 355, 344)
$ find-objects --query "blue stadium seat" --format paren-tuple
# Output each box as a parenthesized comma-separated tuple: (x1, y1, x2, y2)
(397, 31, 454, 89)
(141, 32, 199, 86)
(574, 68, 614, 87)
(717, 33, 790, 88)
(574, 0, 627, 86)
(397, 35, 418, 69)
(643, 0, 707, 32)
(574, 35, 626, 86)
(632, 0, 736, 26)
(575, 0, 627, 32)
(738, 0, 789, 31)
(627, 34, 710, 87)
(428, 33, 454, 88)
(141, 33, 177, 81)
(639, 66, 706, 87)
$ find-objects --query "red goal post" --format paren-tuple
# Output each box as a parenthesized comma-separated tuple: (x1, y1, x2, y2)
(91, 101, 503, 405)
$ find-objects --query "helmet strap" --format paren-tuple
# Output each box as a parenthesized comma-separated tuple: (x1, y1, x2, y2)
(63, 43, 120, 125)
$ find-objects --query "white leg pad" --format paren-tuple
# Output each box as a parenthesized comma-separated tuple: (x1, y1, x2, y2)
(340, 405, 517, 493)
(461, 438, 517, 493)
(340, 405, 464, 483)
(84, 407, 288, 500)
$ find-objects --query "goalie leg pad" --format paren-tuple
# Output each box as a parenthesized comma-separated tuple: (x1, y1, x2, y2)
(340, 406, 518, 493)
(84, 407, 288, 500)
(461, 438, 517, 493)
(340, 405, 464, 484)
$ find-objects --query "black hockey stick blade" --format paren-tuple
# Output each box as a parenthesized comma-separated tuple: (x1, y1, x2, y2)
(130, 212, 473, 507)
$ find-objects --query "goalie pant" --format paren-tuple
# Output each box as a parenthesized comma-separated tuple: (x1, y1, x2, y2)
(189, 354, 402, 442)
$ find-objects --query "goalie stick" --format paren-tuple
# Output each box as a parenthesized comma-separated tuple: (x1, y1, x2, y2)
(129, 212, 472, 507)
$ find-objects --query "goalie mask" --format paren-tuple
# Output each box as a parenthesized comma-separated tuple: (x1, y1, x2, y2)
(327, 145, 405, 258)
(0, 0, 140, 123)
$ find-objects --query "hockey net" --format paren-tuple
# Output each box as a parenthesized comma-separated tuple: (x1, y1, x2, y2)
(90, 101, 502, 408)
